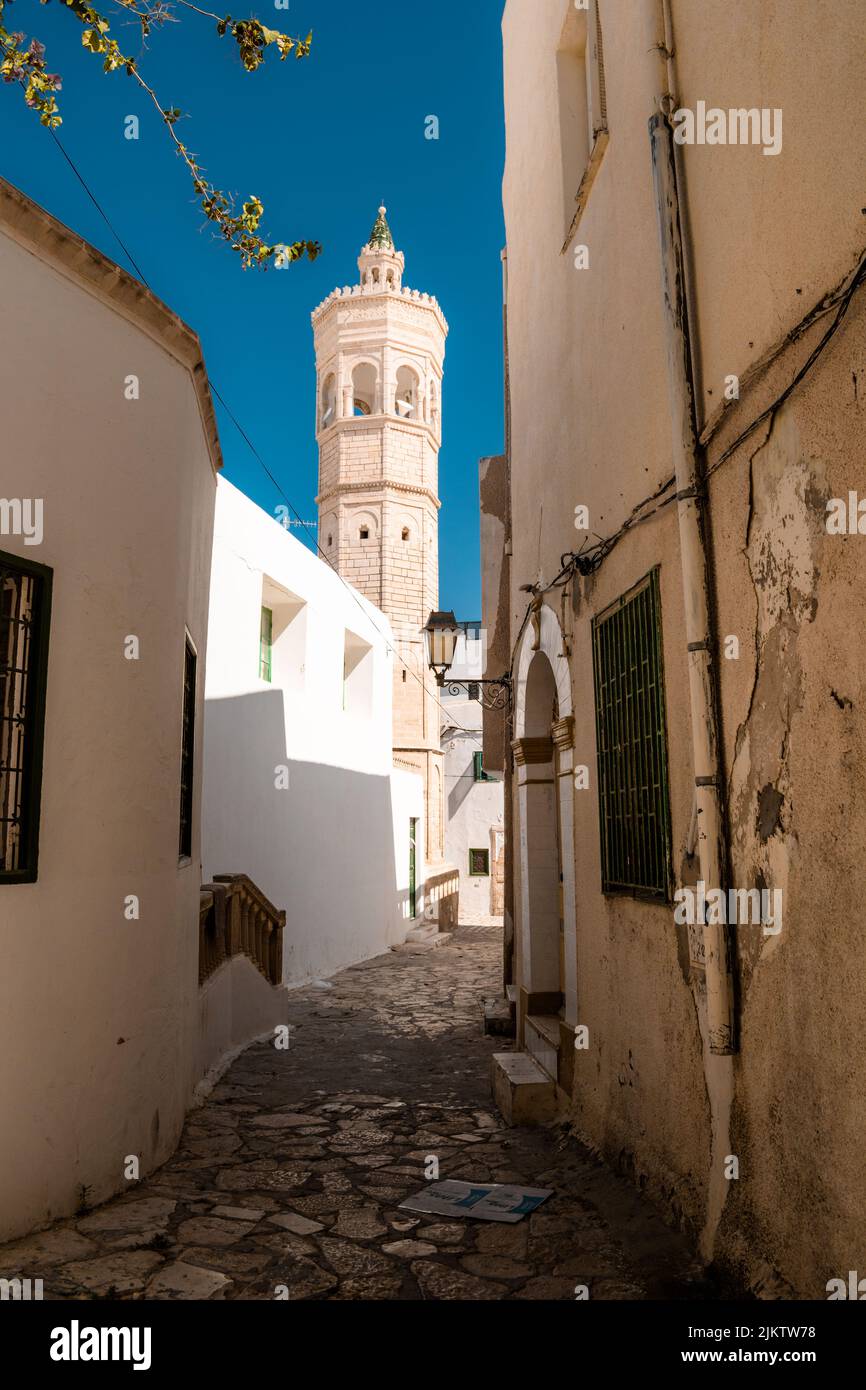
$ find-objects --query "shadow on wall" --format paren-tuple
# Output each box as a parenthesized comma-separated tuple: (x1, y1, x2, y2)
(448, 762, 476, 821)
(202, 689, 404, 984)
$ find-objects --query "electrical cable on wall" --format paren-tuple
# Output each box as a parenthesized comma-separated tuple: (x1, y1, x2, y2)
(508, 239, 866, 671)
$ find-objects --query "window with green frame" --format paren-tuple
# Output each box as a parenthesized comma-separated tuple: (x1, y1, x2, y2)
(259, 605, 273, 682)
(472, 750, 494, 782)
(468, 848, 490, 876)
(591, 568, 672, 899)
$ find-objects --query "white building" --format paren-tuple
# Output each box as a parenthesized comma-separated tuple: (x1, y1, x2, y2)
(202, 477, 426, 983)
(441, 699, 504, 920)
(0, 180, 287, 1243)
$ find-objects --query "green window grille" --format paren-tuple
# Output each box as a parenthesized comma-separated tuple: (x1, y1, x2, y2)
(469, 848, 490, 877)
(259, 606, 273, 682)
(591, 568, 672, 899)
(178, 636, 196, 860)
(0, 549, 52, 883)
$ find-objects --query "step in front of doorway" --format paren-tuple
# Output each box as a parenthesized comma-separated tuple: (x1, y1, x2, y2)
(491, 1051, 557, 1126)
(397, 923, 453, 952)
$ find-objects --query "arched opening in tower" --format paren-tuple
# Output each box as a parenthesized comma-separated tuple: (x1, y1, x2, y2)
(352, 361, 377, 416)
(395, 364, 420, 420)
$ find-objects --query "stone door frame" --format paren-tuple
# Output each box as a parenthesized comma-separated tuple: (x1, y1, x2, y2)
(512, 602, 577, 1029)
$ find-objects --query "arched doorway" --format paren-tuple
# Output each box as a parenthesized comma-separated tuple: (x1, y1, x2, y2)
(520, 652, 562, 1004)
(512, 602, 577, 1075)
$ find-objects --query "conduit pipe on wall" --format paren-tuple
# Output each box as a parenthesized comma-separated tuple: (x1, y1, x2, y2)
(500, 245, 516, 998)
(647, 0, 736, 1054)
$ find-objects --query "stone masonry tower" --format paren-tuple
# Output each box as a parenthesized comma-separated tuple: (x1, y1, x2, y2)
(312, 207, 448, 866)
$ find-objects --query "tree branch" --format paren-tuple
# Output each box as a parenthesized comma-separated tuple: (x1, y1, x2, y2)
(0, 0, 320, 268)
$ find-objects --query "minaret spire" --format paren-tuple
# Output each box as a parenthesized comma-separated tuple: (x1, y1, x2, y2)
(356, 204, 404, 291)
(367, 204, 394, 251)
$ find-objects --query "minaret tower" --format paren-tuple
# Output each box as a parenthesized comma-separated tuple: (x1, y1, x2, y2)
(312, 207, 448, 866)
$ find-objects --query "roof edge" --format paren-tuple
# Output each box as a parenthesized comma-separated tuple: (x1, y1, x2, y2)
(0, 177, 223, 477)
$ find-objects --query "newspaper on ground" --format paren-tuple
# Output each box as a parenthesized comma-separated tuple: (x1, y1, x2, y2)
(399, 1179, 553, 1224)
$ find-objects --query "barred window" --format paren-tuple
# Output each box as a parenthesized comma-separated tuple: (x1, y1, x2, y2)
(179, 635, 196, 861)
(0, 550, 52, 883)
(591, 569, 672, 898)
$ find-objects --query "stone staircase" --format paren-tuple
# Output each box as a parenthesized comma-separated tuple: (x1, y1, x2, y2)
(399, 921, 452, 952)
(491, 1011, 562, 1126)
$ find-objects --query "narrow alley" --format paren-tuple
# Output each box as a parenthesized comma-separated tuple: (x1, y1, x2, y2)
(0, 925, 715, 1302)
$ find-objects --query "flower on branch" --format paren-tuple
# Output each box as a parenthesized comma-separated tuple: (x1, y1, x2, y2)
(0, 0, 320, 269)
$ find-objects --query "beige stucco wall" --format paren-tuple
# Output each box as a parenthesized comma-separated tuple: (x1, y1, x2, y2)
(498, 0, 866, 1292)
(707, 291, 866, 1297)
(502, 0, 710, 1239)
(479, 454, 510, 774)
(0, 197, 217, 1240)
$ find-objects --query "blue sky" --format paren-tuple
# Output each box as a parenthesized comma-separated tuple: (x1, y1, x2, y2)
(1, 0, 506, 618)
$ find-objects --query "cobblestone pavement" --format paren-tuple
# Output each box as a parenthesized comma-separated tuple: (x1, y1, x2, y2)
(0, 926, 715, 1301)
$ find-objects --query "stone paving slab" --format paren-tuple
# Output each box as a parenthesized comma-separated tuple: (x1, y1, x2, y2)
(0, 925, 717, 1301)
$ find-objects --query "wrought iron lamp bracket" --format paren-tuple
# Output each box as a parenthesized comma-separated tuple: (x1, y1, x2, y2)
(434, 673, 512, 712)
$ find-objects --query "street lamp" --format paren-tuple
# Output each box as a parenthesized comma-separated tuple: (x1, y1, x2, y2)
(422, 610, 512, 711)
(422, 610, 460, 683)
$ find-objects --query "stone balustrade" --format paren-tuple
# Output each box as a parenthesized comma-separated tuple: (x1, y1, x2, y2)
(199, 874, 285, 987)
(425, 866, 460, 931)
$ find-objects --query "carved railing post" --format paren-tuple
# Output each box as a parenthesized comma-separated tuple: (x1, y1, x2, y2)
(199, 882, 229, 983)
(227, 883, 240, 958)
(199, 890, 214, 985)
(214, 883, 228, 973)
(272, 910, 285, 984)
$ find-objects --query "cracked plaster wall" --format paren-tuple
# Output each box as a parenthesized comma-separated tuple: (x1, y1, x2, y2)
(709, 290, 866, 1296)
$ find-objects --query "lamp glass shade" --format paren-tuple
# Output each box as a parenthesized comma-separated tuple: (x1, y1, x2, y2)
(423, 611, 459, 679)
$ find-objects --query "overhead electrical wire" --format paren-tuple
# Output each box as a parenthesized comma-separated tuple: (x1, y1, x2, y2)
(52, 129, 858, 736)
(46, 133, 483, 743)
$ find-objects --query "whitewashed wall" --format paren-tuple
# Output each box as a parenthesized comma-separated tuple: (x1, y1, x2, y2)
(202, 478, 421, 983)
(441, 700, 504, 915)
(390, 768, 427, 926)
(0, 193, 217, 1241)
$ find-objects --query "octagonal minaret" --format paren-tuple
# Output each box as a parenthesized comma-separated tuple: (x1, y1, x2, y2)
(312, 206, 448, 866)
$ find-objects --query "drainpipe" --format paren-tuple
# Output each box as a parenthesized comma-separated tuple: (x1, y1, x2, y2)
(646, 1, 736, 1055)
(501, 246, 516, 1000)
